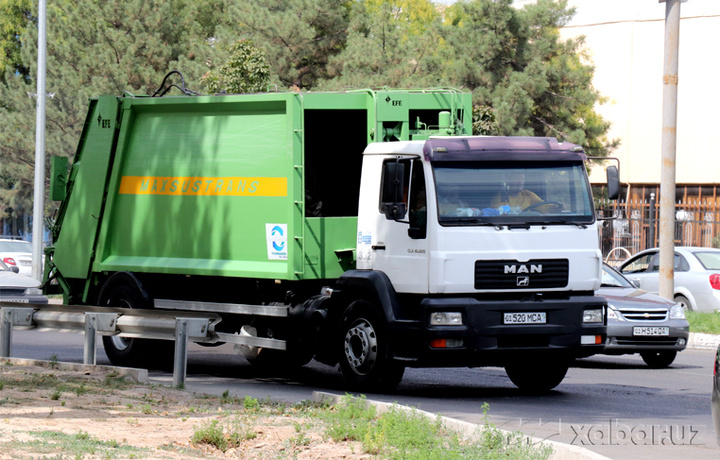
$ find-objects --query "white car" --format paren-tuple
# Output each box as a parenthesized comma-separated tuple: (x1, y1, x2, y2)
(618, 246, 720, 312)
(0, 238, 33, 275)
(0, 259, 47, 303)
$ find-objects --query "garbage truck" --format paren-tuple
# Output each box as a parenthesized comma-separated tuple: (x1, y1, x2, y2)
(44, 84, 616, 392)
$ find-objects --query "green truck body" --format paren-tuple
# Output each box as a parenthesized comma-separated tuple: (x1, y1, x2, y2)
(50, 90, 470, 302)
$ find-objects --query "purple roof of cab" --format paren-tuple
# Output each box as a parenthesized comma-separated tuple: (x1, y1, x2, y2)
(423, 136, 587, 162)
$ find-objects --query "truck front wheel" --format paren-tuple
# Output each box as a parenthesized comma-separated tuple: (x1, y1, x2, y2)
(338, 300, 404, 391)
(101, 284, 173, 369)
(504, 359, 569, 393)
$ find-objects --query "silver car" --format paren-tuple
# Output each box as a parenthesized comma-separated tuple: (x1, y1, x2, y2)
(617, 246, 720, 312)
(598, 264, 689, 368)
(0, 259, 48, 304)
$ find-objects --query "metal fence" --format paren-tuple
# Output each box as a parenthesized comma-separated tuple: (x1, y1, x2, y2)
(0, 302, 229, 387)
(599, 197, 720, 266)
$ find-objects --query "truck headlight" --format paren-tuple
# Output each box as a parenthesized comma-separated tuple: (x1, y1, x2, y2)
(669, 303, 686, 320)
(583, 308, 604, 324)
(430, 312, 463, 326)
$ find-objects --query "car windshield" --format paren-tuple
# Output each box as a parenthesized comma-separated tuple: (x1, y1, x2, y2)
(693, 251, 720, 270)
(432, 162, 594, 226)
(0, 240, 31, 252)
(602, 265, 634, 288)
(0, 259, 10, 271)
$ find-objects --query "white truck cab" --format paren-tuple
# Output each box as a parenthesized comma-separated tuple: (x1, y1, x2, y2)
(340, 136, 608, 391)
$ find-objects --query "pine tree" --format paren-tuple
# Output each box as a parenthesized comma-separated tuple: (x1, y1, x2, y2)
(235, 0, 351, 89)
(442, 0, 617, 155)
(0, 0, 230, 220)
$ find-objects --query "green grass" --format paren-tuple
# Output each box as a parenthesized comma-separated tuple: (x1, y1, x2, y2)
(0, 430, 147, 458)
(686, 311, 720, 334)
(319, 396, 551, 460)
(188, 395, 551, 458)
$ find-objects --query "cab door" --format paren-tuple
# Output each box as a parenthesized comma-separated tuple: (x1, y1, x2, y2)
(371, 157, 429, 294)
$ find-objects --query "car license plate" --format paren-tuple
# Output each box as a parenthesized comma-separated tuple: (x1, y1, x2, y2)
(503, 312, 546, 324)
(632, 326, 669, 336)
(0, 298, 30, 303)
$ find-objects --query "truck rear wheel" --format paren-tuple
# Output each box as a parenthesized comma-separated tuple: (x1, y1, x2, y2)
(101, 284, 173, 369)
(504, 359, 569, 393)
(338, 299, 404, 391)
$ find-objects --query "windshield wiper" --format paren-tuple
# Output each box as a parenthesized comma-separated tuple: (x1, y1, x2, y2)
(441, 218, 499, 226)
(535, 220, 589, 229)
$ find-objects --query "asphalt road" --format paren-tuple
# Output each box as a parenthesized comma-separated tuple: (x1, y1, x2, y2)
(6, 329, 720, 460)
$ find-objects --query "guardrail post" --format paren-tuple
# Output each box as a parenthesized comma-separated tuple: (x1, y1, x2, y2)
(173, 318, 189, 388)
(84, 313, 98, 365)
(0, 309, 12, 358)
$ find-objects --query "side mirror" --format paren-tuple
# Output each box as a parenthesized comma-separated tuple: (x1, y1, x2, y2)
(10, 266, 19, 274)
(606, 165, 620, 200)
(50, 156, 69, 201)
(380, 161, 407, 220)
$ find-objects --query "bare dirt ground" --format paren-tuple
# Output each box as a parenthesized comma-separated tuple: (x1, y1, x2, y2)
(0, 360, 371, 459)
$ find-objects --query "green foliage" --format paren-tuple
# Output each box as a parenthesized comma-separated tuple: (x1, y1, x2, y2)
(321, 0, 447, 89)
(685, 311, 720, 334)
(202, 39, 269, 94)
(234, 0, 351, 89)
(3, 430, 145, 457)
(0, 0, 31, 84)
(443, 0, 617, 156)
(712, 234, 720, 249)
(191, 418, 254, 452)
(243, 395, 260, 412)
(324, 395, 377, 442)
(472, 105, 498, 135)
(323, 396, 551, 459)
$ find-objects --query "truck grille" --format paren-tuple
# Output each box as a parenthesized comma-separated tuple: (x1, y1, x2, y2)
(474, 259, 569, 290)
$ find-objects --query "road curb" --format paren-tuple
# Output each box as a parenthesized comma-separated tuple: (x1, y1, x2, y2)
(313, 391, 611, 460)
(0, 357, 149, 383)
(688, 332, 720, 350)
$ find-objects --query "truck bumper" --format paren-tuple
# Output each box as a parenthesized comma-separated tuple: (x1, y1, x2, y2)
(392, 295, 607, 367)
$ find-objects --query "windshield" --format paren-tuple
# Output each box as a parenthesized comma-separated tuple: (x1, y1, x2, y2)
(0, 240, 31, 252)
(601, 264, 633, 288)
(0, 259, 10, 271)
(432, 162, 594, 226)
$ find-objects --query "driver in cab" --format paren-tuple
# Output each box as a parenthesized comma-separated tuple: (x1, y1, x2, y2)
(490, 172, 542, 212)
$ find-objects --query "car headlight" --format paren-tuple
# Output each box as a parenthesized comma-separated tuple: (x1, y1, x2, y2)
(607, 304, 620, 320)
(669, 303, 686, 320)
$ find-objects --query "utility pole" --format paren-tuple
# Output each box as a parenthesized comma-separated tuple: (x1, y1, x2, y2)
(31, 0, 47, 281)
(658, 0, 682, 300)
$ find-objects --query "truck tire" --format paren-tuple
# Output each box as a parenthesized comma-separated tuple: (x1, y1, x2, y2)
(101, 284, 173, 369)
(338, 299, 404, 391)
(640, 351, 677, 368)
(504, 359, 569, 393)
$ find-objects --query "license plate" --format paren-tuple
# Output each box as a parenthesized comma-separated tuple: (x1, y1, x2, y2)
(632, 326, 669, 336)
(503, 312, 546, 324)
(0, 298, 30, 303)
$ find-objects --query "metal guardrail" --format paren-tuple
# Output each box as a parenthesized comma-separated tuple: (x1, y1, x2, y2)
(0, 302, 226, 387)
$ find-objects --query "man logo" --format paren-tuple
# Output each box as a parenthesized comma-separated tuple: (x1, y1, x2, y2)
(504, 264, 543, 274)
(517, 276, 530, 287)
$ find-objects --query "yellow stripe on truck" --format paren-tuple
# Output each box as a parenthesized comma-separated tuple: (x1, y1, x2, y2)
(119, 176, 288, 197)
